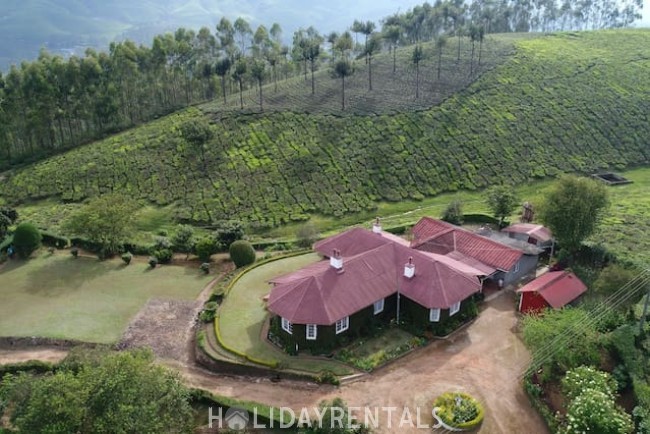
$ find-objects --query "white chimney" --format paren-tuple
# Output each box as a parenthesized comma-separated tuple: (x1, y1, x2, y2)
(404, 257, 415, 279)
(330, 249, 343, 271)
(372, 217, 382, 234)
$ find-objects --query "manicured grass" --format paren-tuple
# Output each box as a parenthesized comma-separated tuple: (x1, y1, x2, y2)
(217, 253, 353, 375)
(0, 252, 211, 343)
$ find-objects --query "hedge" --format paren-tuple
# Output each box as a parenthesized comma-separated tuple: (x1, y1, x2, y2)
(41, 231, 69, 249)
(0, 360, 56, 377)
(210, 250, 311, 369)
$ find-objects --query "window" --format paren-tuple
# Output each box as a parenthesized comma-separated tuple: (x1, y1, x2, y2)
(335, 316, 349, 334)
(514, 261, 520, 273)
(429, 308, 441, 322)
(373, 299, 385, 315)
(281, 317, 293, 334)
(449, 302, 461, 316)
(306, 324, 317, 340)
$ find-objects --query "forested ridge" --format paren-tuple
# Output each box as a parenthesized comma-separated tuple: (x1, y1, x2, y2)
(1, 30, 648, 228)
(0, 0, 643, 170)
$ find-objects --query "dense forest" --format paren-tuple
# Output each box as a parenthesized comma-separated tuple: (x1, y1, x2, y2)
(0, 0, 644, 169)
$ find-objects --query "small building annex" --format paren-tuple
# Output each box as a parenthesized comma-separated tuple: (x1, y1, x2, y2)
(517, 270, 587, 314)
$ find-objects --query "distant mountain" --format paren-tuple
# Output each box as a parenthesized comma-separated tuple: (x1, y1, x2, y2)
(0, 0, 413, 70)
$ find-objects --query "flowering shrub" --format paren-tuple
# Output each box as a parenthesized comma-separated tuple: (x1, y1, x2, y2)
(560, 366, 633, 434)
(561, 365, 617, 401)
(560, 389, 633, 434)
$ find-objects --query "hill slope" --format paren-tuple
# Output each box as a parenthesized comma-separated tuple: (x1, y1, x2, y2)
(1, 30, 649, 228)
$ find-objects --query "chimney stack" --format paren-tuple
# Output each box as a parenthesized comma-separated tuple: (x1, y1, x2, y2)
(330, 249, 343, 271)
(372, 217, 382, 234)
(404, 257, 415, 279)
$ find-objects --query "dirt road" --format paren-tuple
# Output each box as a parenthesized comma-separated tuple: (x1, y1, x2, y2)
(0, 293, 548, 434)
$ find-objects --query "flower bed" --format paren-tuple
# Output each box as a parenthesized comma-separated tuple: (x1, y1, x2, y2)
(432, 392, 484, 431)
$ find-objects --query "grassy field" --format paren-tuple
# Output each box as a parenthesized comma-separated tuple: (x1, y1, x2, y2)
(2, 30, 648, 228)
(0, 252, 211, 343)
(217, 253, 353, 375)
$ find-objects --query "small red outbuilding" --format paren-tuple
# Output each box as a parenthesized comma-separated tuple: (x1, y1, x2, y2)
(517, 271, 587, 314)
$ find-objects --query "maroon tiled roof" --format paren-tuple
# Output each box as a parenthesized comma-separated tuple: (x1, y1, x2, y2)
(313, 227, 408, 258)
(517, 271, 587, 308)
(411, 217, 523, 271)
(268, 230, 481, 325)
(502, 223, 553, 243)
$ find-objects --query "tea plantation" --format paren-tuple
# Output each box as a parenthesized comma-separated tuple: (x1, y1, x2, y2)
(0, 30, 648, 229)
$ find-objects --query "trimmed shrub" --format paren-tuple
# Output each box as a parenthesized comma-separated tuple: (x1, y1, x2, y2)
(151, 248, 172, 264)
(441, 200, 463, 225)
(148, 256, 158, 268)
(194, 237, 218, 262)
(199, 302, 219, 322)
(200, 263, 210, 274)
(121, 252, 133, 265)
(229, 240, 256, 268)
(13, 223, 42, 259)
(70, 246, 79, 258)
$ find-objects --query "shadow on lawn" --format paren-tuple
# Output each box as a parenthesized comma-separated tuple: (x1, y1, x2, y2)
(23, 255, 111, 295)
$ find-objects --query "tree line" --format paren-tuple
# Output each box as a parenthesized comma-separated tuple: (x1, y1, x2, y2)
(0, 0, 642, 169)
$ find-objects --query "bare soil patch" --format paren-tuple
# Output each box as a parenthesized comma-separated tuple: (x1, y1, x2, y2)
(119, 298, 202, 363)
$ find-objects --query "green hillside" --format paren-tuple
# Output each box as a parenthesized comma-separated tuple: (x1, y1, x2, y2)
(1, 30, 649, 229)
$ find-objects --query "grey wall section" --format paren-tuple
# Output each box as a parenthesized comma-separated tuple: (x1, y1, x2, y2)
(501, 254, 539, 285)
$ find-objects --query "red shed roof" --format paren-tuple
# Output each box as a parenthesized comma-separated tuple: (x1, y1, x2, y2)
(411, 217, 523, 271)
(268, 229, 482, 325)
(517, 271, 587, 308)
(502, 223, 553, 243)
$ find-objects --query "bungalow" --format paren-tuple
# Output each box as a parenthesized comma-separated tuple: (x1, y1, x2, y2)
(267, 221, 483, 352)
(517, 271, 587, 314)
(410, 217, 537, 286)
(502, 223, 553, 249)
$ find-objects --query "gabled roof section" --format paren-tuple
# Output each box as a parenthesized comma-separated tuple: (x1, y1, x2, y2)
(268, 228, 482, 325)
(314, 227, 397, 258)
(517, 271, 587, 308)
(502, 223, 553, 243)
(410, 217, 523, 271)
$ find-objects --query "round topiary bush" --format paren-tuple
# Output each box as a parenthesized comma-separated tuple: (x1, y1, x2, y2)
(13, 223, 42, 259)
(229, 240, 256, 268)
(121, 252, 133, 265)
(432, 392, 484, 431)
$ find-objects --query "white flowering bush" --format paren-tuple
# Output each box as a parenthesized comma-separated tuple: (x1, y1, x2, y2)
(561, 366, 617, 401)
(560, 366, 633, 434)
(560, 389, 633, 434)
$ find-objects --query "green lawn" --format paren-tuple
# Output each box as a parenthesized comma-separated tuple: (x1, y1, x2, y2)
(217, 253, 353, 375)
(0, 252, 211, 343)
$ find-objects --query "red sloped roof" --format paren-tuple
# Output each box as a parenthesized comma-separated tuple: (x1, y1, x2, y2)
(502, 223, 553, 243)
(411, 217, 523, 271)
(314, 227, 396, 257)
(517, 271, 587, 308)
(268, 233, 482, 325)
